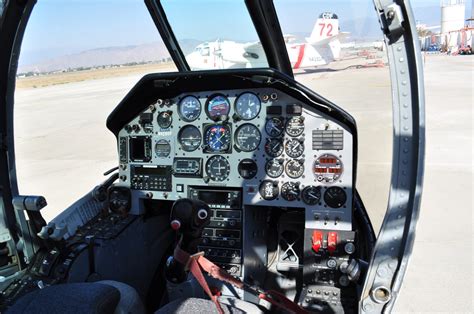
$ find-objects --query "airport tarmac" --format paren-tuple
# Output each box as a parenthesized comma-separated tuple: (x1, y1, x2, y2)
(13, 54, 473, 312)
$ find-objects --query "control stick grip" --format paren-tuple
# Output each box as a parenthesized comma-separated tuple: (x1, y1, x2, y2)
(165, 198, 211, 284)
(170, 198, 210, 248)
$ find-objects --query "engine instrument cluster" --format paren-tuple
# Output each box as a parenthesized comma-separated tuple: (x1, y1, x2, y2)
(117, 88, 353, 231)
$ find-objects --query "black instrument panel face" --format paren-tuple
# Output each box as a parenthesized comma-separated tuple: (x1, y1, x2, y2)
(117, 88, 354, 230)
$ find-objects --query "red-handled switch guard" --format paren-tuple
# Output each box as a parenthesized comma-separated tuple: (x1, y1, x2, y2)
(327, 231, 338, 254)
(311, 230, 323, 253)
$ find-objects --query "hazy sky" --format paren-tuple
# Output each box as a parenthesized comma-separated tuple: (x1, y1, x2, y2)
(19, 0, 471, 65)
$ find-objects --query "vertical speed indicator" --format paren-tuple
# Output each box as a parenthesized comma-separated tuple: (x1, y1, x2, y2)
(235, 124, 261, 152)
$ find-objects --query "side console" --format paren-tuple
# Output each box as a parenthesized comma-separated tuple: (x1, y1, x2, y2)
(189, 187, 243, 277)
(298, 229, 358, 312)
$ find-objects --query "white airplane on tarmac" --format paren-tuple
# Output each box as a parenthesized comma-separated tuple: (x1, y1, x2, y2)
(187, 12, 348, 70)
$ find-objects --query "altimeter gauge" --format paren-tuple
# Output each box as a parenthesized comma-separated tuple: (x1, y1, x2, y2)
(235, 92, 261, 120)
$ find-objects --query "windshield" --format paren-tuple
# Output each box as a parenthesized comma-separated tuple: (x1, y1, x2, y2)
(161, 0, 269, 70)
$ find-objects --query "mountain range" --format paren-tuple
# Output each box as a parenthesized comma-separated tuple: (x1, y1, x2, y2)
(18, 39, 201, 74)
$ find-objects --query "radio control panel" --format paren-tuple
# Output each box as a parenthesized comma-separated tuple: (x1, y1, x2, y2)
(189, 187, 243, 277)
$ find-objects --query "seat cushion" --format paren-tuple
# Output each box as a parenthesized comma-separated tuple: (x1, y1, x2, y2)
(6, 282, 120, 314)
(156, 297, 264, 314)
(98, 280, 146, 314)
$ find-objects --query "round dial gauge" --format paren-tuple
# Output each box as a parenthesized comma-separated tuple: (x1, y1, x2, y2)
(157, 111, 172, 129)
(206, 95, 230, 120)
(265, 138, 284, 157)
(281, 182, 300, 202)
(324, 186, 347, 208)
(285, 116, 305, 137)
(235, 92, 261, 120)
(259, 180, 279, 200)
(238, 159, 258, 179)
(155, 139, 171, 158)
(265, 159, 284, 178)
(301, 186, 322, 205)
(179, 96, 201, 122)
(314, 154, 343, 183)
(265, 117, 284, 137)
(285, 138, 304, 158)
(285, 159, 305, 179)
(235, 124, 261, 152)
(206, 155, 230, 181)
(205, 124, 231, 152)
(178, 125, 201, 152)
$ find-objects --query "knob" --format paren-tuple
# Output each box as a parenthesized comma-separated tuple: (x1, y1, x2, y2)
(197, 209, 208, 220)
(344, 242, 356, 254)
(170, 220, 181, 231)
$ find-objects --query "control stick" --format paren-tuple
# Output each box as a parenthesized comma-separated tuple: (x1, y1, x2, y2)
(165, 198, 211, 283)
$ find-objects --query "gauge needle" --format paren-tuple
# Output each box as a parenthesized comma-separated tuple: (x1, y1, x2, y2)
(309, 192, 318, 199)
(289, 190, 298, 195)
(291, 143, 300, 152)
(216, 134, 225, 144)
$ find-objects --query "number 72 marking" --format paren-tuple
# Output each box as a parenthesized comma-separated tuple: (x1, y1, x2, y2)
(319, 23, 334, 37)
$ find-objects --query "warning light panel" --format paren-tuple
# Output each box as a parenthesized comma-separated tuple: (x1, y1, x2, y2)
(313, 154, 343, 183)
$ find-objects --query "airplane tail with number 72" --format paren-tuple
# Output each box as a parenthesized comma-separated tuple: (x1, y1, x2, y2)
(186, 12, 348, 70)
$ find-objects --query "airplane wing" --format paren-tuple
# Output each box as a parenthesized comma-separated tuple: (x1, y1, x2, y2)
(307, 32, 350, 46)
(243, 41, 263, 51)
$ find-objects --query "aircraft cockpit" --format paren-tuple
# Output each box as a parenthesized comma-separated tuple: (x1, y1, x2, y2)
(0, 1, 424, 313)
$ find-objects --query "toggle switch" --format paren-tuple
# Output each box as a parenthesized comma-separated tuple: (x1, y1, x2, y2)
(327, 231, 338, 254)
(311, 230, 323, 253)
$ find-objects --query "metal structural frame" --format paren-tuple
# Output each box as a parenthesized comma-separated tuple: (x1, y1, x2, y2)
(359, 0, 425, 312)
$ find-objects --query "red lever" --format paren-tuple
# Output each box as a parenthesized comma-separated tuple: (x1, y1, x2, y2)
(311, 231, 323, 253)
(327, 231, 338, 254)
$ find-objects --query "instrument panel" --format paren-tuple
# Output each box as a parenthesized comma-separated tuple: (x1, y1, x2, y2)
(117, 88, 353, 230)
